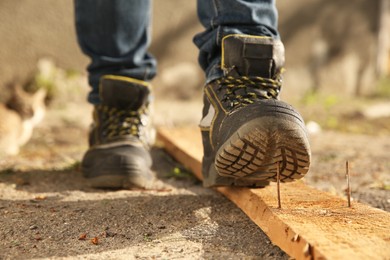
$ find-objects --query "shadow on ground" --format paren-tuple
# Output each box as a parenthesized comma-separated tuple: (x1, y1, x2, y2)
(0, 148, 287, 259)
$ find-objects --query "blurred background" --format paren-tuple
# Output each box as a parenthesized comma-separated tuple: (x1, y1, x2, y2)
(0, 0, 389, 199)
(0, 0, 390, 130)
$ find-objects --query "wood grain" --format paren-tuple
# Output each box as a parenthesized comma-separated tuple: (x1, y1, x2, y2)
(158, 127, 390, 260)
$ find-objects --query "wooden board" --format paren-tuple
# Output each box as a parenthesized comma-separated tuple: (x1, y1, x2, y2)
(157, 127, 390, 260)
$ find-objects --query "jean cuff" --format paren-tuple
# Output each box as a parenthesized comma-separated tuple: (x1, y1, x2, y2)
(205, 59, 224, 83)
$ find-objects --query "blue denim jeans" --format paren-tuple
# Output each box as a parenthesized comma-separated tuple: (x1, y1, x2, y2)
(74, 0, 279, 104)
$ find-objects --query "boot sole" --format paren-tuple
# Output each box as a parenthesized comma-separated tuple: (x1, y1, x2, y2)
(82, 165, 156, 189)
(81, 145, 155, 189)
(215, 117, 310, 183)
(87, 175, 126, 189)
(202, 162, 270, 188)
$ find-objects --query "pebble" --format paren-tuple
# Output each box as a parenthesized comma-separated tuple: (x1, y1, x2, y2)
(29, 225, 38, 230)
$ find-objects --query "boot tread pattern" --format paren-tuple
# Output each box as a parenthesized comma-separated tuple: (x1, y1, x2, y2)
(215, 129, 310, 182)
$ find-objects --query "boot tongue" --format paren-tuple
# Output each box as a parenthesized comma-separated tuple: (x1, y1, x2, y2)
(222, 35, 285, 78)
(100, 76, 150, 110)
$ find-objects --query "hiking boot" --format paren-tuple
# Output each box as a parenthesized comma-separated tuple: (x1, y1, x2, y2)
(81, 75, 155, 189)
(200, 35, 311, 188)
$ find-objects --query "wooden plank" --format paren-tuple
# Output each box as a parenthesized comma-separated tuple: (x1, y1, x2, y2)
(157, 127, 390, 260)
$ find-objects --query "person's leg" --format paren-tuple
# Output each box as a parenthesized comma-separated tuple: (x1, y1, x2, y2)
(194, 0, 311, 187)
(194, 0, 279, 82)
(74, 0, 156, 189)
(74, 0, 156, 104)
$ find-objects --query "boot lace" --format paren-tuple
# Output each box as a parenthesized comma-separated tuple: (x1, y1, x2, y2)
(217, 75, 282, 109)
(97, 105, 148, 139)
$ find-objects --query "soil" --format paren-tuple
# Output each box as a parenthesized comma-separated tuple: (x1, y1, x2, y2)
(0, 80, 389, 259)
(0, 120, 288, 259)
(0, 1, 388, 258)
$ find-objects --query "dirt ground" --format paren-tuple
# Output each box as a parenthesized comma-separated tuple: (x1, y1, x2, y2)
(0, 102, 289, 259)
(0, 1, 389, 258)
(0, 75, 389, 259)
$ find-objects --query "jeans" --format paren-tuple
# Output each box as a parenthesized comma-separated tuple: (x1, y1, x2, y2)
(74, 0, 279, 104)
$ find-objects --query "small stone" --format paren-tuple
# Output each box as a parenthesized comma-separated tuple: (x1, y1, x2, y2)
(91, 237, 99, 245)
(78, 233, 87, 240)
(29, 225, 38, 230)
